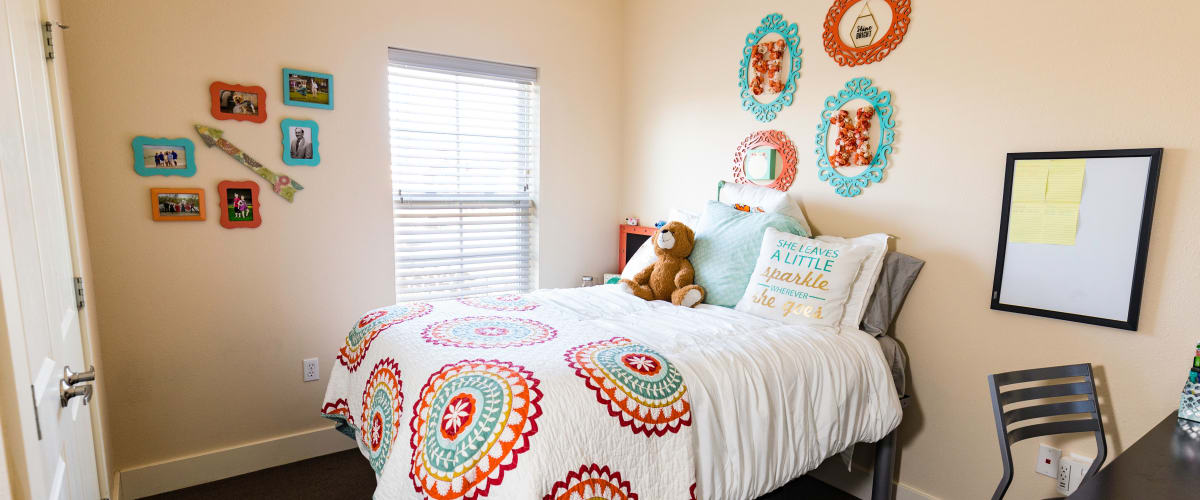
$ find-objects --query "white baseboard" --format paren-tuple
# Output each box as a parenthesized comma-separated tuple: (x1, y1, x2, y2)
(809, 458, 938, 500)
(116, 426, 356, 500)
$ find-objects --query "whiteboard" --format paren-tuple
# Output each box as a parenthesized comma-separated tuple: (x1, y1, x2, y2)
(991, 149, 1162, 330)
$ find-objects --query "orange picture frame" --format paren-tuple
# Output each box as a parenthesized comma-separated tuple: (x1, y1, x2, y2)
(209, 81, 267, 123)
(731, 130, 798, 192)
(150, 188, 206, 221)
(217, 180, 262, 229)
(822, 0, 912, 67)
(618, 224, 657, 273)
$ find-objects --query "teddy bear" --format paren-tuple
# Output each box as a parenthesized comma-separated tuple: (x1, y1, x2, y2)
(619, 221, 707, 308)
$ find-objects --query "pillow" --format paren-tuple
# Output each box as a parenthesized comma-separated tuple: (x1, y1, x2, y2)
(619, 209, 702, 280)
(690, 201, 808, 306)
(717, 182, 812, 236)
(815, 233, 890, 329)
(861, 251, 925, 337)
(735, 227, 873, 329)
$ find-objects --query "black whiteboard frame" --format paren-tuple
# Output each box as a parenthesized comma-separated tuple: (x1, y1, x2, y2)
(990, 148, 1163, 330)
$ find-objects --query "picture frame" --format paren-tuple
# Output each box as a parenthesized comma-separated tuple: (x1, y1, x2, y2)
(731, 130, 797, 192)
(282, 68, 333, 110)
(217, 180, 262, 229)
(150, 188, 206, 221)
(814, 77, 896, 198)
(280, 118, 320, 166)
(822, 0, 913, 67)
(209, 82, 267, 123)
(738, 13, 803, 123)
(132, 136, 196, 177)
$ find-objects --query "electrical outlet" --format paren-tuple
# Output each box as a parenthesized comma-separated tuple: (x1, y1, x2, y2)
(303, 358, 319, 382)
(1064, 454, 1093, 494)
(1056, 462, 1071, 494)
(1036, 444, 1061, 478)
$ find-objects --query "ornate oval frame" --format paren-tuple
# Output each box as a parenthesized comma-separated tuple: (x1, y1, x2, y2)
(732, 130, 798, 192)
(822, 0, 912, 67)
(815, 77, 895, 198)
(738, 13, 802, 122)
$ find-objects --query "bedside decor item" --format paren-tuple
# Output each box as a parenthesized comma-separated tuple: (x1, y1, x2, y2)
(603, 273, 620, 285)
(132, 136, 196, 177)
(739, 13, 802, 122)
(280, 118, 320, 166)
(618, 221, 706, 308)
(625, 216, 639, 226)
(282, 68, 333, 110)
(217, 180, 262, 229)
(195, 125, 305, 202)
(1180, 342, 1200, 423)
(209, 82, 267, 123)
(815, 77, 895, 198)
(823, 0, 912, 67)
(580, 275, 595, 287)
(991, 149, 1163, 331)
(732, 130, 798, 192)
(618, 224, 657, 274)
(150, 188, 205, 221)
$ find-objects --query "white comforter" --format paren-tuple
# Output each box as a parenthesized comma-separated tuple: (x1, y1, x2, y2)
(322, 285, 901, 499)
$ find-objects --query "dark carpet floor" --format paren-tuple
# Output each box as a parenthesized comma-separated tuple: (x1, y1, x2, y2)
(142, 449, 854, 499)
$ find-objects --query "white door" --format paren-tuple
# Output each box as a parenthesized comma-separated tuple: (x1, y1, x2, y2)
(0, 0, 101, 498)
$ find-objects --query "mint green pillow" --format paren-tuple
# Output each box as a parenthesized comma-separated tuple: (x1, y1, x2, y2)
(690, 201, 808, 307)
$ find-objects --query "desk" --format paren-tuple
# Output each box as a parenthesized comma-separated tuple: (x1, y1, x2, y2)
(1069, 410, 1200, 498)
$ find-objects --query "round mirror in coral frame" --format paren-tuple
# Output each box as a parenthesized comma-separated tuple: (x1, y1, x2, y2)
(822, 0, 912, 67)
(731, 130, 797, 192)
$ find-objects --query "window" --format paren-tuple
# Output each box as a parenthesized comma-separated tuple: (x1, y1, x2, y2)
(388, 49, 538, 302)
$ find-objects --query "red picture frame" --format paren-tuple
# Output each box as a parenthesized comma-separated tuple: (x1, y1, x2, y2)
(618, 224, 657, 273)
(217, 180, 262, 229)
(209, 82, 267, 123)
(731, 130, 798, 192)
(822, 0, 912, 67)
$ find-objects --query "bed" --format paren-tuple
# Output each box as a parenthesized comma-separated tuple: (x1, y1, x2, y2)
(320, 282, 910, 499)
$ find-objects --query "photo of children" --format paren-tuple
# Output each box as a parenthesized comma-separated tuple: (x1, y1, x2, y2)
(142, 145, 186, 169)
(218, 90, 260, 115)
(156, 193, 202, 216)
(226, 188, 254, 222)
(288, 73, 330, 105)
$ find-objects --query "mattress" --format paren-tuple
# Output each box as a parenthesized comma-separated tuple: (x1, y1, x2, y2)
(322, 285, 902, 499)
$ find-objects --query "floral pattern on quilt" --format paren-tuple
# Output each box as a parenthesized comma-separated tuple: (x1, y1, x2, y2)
(339, 303, 432, 371)
(456, 294, 540, 311)
(543, 464, 639, 500)
(421, 316, 558, 349)
(361, 358, 404, 475)
(409, 359, 542, 500)
(566, 337, 692, 436)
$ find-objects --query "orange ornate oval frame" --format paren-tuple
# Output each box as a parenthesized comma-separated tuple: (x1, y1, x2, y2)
(731, 130, 797, 192)
(822, 0, 912, 67)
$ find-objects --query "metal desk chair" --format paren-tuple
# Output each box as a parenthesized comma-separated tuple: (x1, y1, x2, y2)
(987, 363, 1107, 500)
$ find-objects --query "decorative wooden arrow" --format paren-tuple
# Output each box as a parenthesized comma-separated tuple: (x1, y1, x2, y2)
(194, 124, 304, 202)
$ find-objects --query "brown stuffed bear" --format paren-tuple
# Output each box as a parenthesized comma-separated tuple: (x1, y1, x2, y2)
(619, 221, 707, 307)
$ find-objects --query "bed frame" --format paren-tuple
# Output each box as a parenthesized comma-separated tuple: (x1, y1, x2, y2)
(871, 394, 910, 500)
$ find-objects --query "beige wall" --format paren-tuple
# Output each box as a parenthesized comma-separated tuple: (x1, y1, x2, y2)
(622, 0, 1200, 498)
(60, 0, 624, 474)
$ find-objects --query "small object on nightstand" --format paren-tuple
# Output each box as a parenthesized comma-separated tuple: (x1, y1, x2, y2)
(603, 273, 620, 285)
(580, 275, 594, 287)
(654, 220, 667, 229)
(1180, 341, 1200, 423)
(625, 217, 639, 225)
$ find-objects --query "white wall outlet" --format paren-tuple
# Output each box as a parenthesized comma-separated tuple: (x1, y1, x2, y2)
(1056, 461, 1072, 494)
(303, 358, 319, 382)
(1036, 444, 1062, 478)
(1065, 454, 1093, 494)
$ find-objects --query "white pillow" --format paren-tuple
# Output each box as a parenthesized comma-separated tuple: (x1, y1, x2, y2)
(717, 182, 812, 236)
(734, 227, 872, 330)
(816, 233, 890, 329)
(619, 209, 700, 280)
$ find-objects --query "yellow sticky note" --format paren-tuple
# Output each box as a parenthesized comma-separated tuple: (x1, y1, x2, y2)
(1008, 202, 1046, 243)
(1047, 159, 1086, 203)
(1012, 161, 1049, 202)
(1041, 203, 1080, 245)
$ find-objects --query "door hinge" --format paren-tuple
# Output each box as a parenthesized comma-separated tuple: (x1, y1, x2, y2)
(74, 276, 85, 309)
(30, 384, 43, 440)
(42, 21, 69, 61)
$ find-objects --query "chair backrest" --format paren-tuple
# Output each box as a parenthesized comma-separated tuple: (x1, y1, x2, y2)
(987, 363, 1107, 500)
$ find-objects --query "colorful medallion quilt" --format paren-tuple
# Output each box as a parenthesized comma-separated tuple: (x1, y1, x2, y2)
(321, 290, 697, 499)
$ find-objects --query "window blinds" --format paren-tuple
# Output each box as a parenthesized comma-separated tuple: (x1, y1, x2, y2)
(388, 49, 539, 302)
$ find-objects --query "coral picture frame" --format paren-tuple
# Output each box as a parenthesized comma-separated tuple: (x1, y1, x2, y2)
(738, 13, 803, 123)
(217, 180, 262, 229)
(814, 77, 896, 198)
(132, 136, 196, 177)
(209, 82, 267, 123)
(150, 188, 206, 221)
(823, 0, 912, 67)
(732, 130, 798, 192)
(280, 118, 320, 166)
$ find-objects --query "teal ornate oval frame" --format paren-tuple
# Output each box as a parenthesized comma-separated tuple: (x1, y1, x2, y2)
(815, 77, 896, 197)
(738, 13, 802, 123)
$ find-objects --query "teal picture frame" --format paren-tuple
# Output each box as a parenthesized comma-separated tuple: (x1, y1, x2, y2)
(815, 77, 896, 198)
(282, 68, 333, 110)
(738, 13, 803, 123)
(131, 136, 196, 177)
(280, 118, 320, 166)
